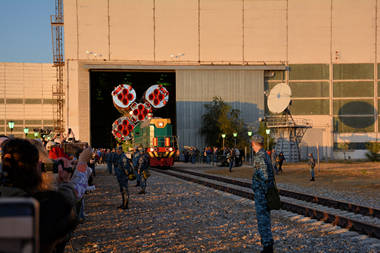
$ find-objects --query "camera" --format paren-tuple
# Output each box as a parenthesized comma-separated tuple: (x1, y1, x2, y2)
(0, 198, 39, 253)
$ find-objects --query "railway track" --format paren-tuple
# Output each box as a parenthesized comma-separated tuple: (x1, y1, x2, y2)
(151, 167, 380, 240)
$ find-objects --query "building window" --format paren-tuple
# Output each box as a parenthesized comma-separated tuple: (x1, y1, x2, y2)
(333, 63, 374, 80)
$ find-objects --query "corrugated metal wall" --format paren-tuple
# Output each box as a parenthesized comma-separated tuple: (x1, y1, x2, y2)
(65, 0, 380, 64)
(0, 63, 56, 137)
(176, 69, 264, 149)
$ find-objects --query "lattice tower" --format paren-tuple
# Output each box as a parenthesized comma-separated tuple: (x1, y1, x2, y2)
(50, 0, 64, 133)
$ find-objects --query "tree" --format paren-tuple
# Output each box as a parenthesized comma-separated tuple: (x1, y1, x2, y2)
(257, 121, 275, 150)
(365, 142, 380, 161)
(200, 97, 249, 149)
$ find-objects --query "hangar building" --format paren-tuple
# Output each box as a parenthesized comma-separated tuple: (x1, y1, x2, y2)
(2, 0, 380, 159)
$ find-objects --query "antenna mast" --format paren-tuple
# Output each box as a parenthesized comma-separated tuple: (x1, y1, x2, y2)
(50, 0, 64, 133)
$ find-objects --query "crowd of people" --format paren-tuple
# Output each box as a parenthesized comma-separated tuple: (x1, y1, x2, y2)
(181, 146, 244, 168)
(269, 149, 286, 175)
(0, 126, 316, 253)
(101, 146, 151, 209)
(0, 133, 97, 253)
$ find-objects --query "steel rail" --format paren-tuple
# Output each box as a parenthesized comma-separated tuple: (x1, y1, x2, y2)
(168, 167, 380, 219)
(151, 168, 380, 239)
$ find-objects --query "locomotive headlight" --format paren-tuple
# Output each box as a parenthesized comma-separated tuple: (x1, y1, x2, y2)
(149, 147, 154, 152)
(158, 122, 164, 127)
(168, 147, 173, 152)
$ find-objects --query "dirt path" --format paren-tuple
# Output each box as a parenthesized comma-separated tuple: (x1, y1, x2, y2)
(206, 162, 380, 198)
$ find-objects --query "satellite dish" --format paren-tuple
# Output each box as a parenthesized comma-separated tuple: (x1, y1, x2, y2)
(267, 83, 292, 114)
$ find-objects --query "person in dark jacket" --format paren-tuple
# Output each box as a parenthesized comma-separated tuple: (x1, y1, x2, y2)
(270, 149, 278, 174)
(308, 153, 316, 181)
(111, 148, 118, 174)
(105, 149, 113, 175)
(114, 147, 130, 209)
(0, 138, 78, 253)
(137, 149, 150, 194)
(0, 138, 42, 196)
(132, 147, 141, 187)
(228, 148, 235, 172)
(34, 190, 78, 253)
(276, 152, 285, 174)
(251, 135, 275, 253)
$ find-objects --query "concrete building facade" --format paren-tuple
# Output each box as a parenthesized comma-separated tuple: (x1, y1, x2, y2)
(2, 0, 380, 159)
(0, 63, 56, 137)
(62, 0, 380, 159)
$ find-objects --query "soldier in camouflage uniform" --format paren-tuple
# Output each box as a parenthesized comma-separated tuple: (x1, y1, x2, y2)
(112, 148, 119, 175)
(132, 147, 141, 187)
(251, 135, 275, 253)
(114, 146, 129, 210)
(105, 149, 113, 175)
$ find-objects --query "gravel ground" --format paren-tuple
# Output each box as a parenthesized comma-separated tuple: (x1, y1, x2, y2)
(65, 166, 378, 253)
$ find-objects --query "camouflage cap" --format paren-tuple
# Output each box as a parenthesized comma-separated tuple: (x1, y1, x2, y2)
(251, 134, 264, 144)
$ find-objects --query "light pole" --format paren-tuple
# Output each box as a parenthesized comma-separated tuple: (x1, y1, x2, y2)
(248, 131, 253, 163)
(221, 134, 226, 149)
(233, 132, 238, 146)
(266, 129, 271, 150)
(8, 121, 14, 135)
(24, 127, 29, 138)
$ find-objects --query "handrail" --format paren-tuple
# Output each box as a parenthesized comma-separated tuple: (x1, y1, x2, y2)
(266, 116, 312, 128)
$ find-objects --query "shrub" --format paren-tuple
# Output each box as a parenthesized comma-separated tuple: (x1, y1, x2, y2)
(365, 142, 380, 161)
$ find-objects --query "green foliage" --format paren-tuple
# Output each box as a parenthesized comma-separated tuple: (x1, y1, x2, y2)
(337, 142, 350, 160)
(257, 121, 275, 150)
(365, 142, 380, 161)
(366, 142, 380, 153)
(336, 142, 349, 151)
(200, 97, 249, 149)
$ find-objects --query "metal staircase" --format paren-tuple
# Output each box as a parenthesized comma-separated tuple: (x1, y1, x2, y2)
(266, 109, 311, 162)
(275, 138, 299, 162)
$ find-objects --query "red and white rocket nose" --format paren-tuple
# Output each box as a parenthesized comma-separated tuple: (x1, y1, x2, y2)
(111, 83, 170, 142)
(111, 116, 135, 142)
(111, 84, 136, 114)
(144, 84, 169, 109)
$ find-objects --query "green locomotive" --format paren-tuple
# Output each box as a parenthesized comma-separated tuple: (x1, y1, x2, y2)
(133, 118, 178, 167)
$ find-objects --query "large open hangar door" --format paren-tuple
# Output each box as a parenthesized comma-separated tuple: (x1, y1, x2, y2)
(90, 70, 176, 148)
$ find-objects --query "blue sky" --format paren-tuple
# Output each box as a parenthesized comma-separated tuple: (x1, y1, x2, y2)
(0, 0, 54, 63)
